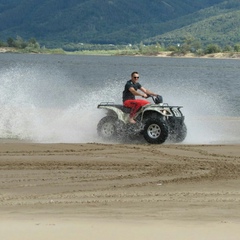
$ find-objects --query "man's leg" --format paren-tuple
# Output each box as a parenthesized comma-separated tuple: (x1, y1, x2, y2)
(124, 99, 150, 123)
(123, 100, 137, 123)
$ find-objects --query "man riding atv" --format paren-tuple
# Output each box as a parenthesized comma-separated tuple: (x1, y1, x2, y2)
(123, 71, 159, 124)
(97, 72, 186, 144)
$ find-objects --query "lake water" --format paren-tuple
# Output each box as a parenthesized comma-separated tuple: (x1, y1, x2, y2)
(0, 53, 239, 144)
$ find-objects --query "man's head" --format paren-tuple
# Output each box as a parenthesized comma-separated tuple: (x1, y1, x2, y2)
(131, 71, 139, 83)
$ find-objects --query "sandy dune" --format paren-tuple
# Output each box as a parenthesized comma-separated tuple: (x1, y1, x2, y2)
(0, 142, 240, 239)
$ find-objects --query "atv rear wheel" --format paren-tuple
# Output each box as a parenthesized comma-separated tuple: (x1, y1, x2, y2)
(97, 116, 117, 141)
(143, 118, 168, 144)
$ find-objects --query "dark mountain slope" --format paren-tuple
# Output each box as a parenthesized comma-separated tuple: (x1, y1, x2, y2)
(145, 0, 240, 46)
(0, 0, 225, 46)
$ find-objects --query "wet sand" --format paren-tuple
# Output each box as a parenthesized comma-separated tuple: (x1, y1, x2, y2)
(0, 142, 240, 239)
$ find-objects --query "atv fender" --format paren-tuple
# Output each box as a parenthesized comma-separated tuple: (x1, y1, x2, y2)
(98, 104, 129, 122)
(141, 104, 183, 119)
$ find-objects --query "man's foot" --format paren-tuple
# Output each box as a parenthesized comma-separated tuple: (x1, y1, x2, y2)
(129, 118, 136, 124)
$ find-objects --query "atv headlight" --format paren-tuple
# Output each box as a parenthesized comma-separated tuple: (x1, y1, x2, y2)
(159, 109, 172, 116)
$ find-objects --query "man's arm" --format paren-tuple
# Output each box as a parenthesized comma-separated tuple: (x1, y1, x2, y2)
(140, 87, 157, 97)
(129, 87, 147, 97)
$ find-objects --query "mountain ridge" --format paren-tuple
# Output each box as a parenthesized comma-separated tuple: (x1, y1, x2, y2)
(0, 0, 239, 47)
(146, 1, 240, 46)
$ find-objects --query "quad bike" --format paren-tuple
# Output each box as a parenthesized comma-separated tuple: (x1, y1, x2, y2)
(97, 95, 187, 144)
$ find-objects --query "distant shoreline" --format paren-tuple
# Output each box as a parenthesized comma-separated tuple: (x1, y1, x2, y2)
(1, 47, 240, 59)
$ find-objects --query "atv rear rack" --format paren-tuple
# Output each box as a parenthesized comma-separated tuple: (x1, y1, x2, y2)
(98, 102, 115, 107)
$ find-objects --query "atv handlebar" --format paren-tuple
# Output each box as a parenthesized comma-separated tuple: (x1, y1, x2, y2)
(143, 94, 163, 104)
(142, 94, 152, 99)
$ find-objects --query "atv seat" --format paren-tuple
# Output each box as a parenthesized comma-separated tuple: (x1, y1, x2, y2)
(98, 103, 131, 113)
(114, 104, 131, 113)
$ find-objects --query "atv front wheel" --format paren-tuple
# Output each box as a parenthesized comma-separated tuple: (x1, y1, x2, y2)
(97, 116, 117, 141)
(143, 118, 168, 144)
(170, 122, 187, 143)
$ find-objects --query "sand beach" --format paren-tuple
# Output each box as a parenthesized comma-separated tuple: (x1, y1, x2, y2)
(0, 141, 240, 239)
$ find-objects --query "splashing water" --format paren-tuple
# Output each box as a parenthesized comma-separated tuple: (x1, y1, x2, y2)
(0, 56, 239, 144)
(161, 80, 240, 144)
(0, 66, 108, 143)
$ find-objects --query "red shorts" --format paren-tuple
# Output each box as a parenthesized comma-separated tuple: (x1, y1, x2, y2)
(123, 99, 150, 118)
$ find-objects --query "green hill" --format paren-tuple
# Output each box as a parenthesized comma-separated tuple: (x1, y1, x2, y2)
(145, 0, 240, 46)
(1, 0, 239, 48)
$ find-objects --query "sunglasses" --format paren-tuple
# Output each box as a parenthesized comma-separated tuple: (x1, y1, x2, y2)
(133, 76, 139, 79)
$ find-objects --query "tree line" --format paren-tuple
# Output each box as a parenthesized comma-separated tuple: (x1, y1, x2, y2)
(0, 36, 65, 54)
(0, 36, 40, 52)
(1, 36, 240, 55)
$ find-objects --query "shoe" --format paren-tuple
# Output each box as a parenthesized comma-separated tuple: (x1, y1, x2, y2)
(129, 118, 136, 124)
